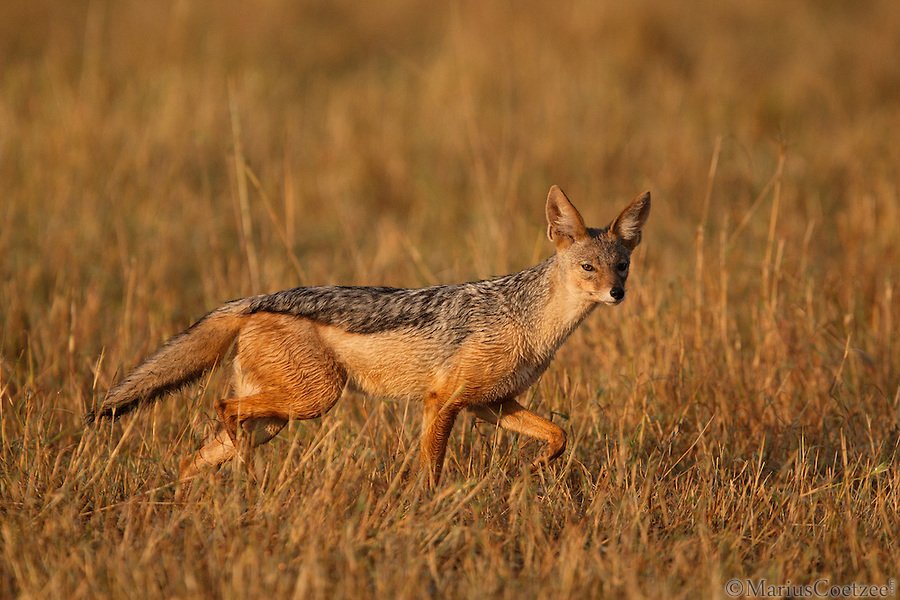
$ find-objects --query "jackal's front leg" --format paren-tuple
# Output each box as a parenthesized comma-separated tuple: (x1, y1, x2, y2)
(469, 398, 567, 470)
(419, 393, 463, 488)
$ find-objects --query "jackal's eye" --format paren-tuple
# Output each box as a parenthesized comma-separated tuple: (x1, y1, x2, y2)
(581, 263, 594, 272)
(616, 261, 630, 274)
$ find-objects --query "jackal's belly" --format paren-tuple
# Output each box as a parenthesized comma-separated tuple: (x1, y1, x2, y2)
(317, 325, 454, 399)
(317, 323, 549, 403)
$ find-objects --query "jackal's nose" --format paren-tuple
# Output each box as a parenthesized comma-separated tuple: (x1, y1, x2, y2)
(610, 287, 625, 301)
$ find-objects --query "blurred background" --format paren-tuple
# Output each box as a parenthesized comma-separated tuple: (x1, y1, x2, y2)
(2, 0, 897, 414)
(1, 1, 899, 596)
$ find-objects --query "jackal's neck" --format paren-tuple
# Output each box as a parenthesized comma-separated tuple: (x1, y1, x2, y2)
(515, 256, 596, 355)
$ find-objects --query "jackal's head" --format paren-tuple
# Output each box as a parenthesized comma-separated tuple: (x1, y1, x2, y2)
(546, 185, 651, 305)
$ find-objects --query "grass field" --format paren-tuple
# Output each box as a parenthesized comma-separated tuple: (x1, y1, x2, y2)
(2, 1, 899, 598)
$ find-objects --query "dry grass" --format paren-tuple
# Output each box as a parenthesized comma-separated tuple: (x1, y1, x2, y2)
(2, 1, 899, 598)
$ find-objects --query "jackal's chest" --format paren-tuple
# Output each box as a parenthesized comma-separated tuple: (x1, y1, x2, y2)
(442, 334, 558, 403)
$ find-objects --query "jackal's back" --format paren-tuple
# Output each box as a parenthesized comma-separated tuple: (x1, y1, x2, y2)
(244, 259, 555, 342)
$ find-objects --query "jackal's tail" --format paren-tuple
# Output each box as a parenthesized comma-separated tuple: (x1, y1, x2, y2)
(85, 299, 251, 425)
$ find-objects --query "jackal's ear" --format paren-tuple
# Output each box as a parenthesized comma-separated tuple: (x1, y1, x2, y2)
(610, 191, 651, 250)
(546, 185, 588, 249)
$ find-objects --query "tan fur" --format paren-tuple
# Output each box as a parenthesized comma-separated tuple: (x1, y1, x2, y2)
(316, 325, 446, 400)
(92, 186, 651, 494)
(215, 314, 347, 433)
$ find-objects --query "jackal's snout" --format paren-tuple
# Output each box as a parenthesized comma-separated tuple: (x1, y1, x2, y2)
(595, 283, 625, 305)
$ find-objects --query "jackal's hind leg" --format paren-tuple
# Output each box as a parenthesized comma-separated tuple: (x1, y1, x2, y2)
(469, 398, 567, 471)
(176, 416, 286, 500)
(179, 313, 346, 499)
(218, 313, 347, 443)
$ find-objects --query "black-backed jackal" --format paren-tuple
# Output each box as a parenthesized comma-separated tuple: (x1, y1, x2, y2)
(86, 186, 650, 493)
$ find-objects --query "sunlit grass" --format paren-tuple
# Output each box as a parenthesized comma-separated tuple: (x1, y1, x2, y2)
(1, 1, 898, 598)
